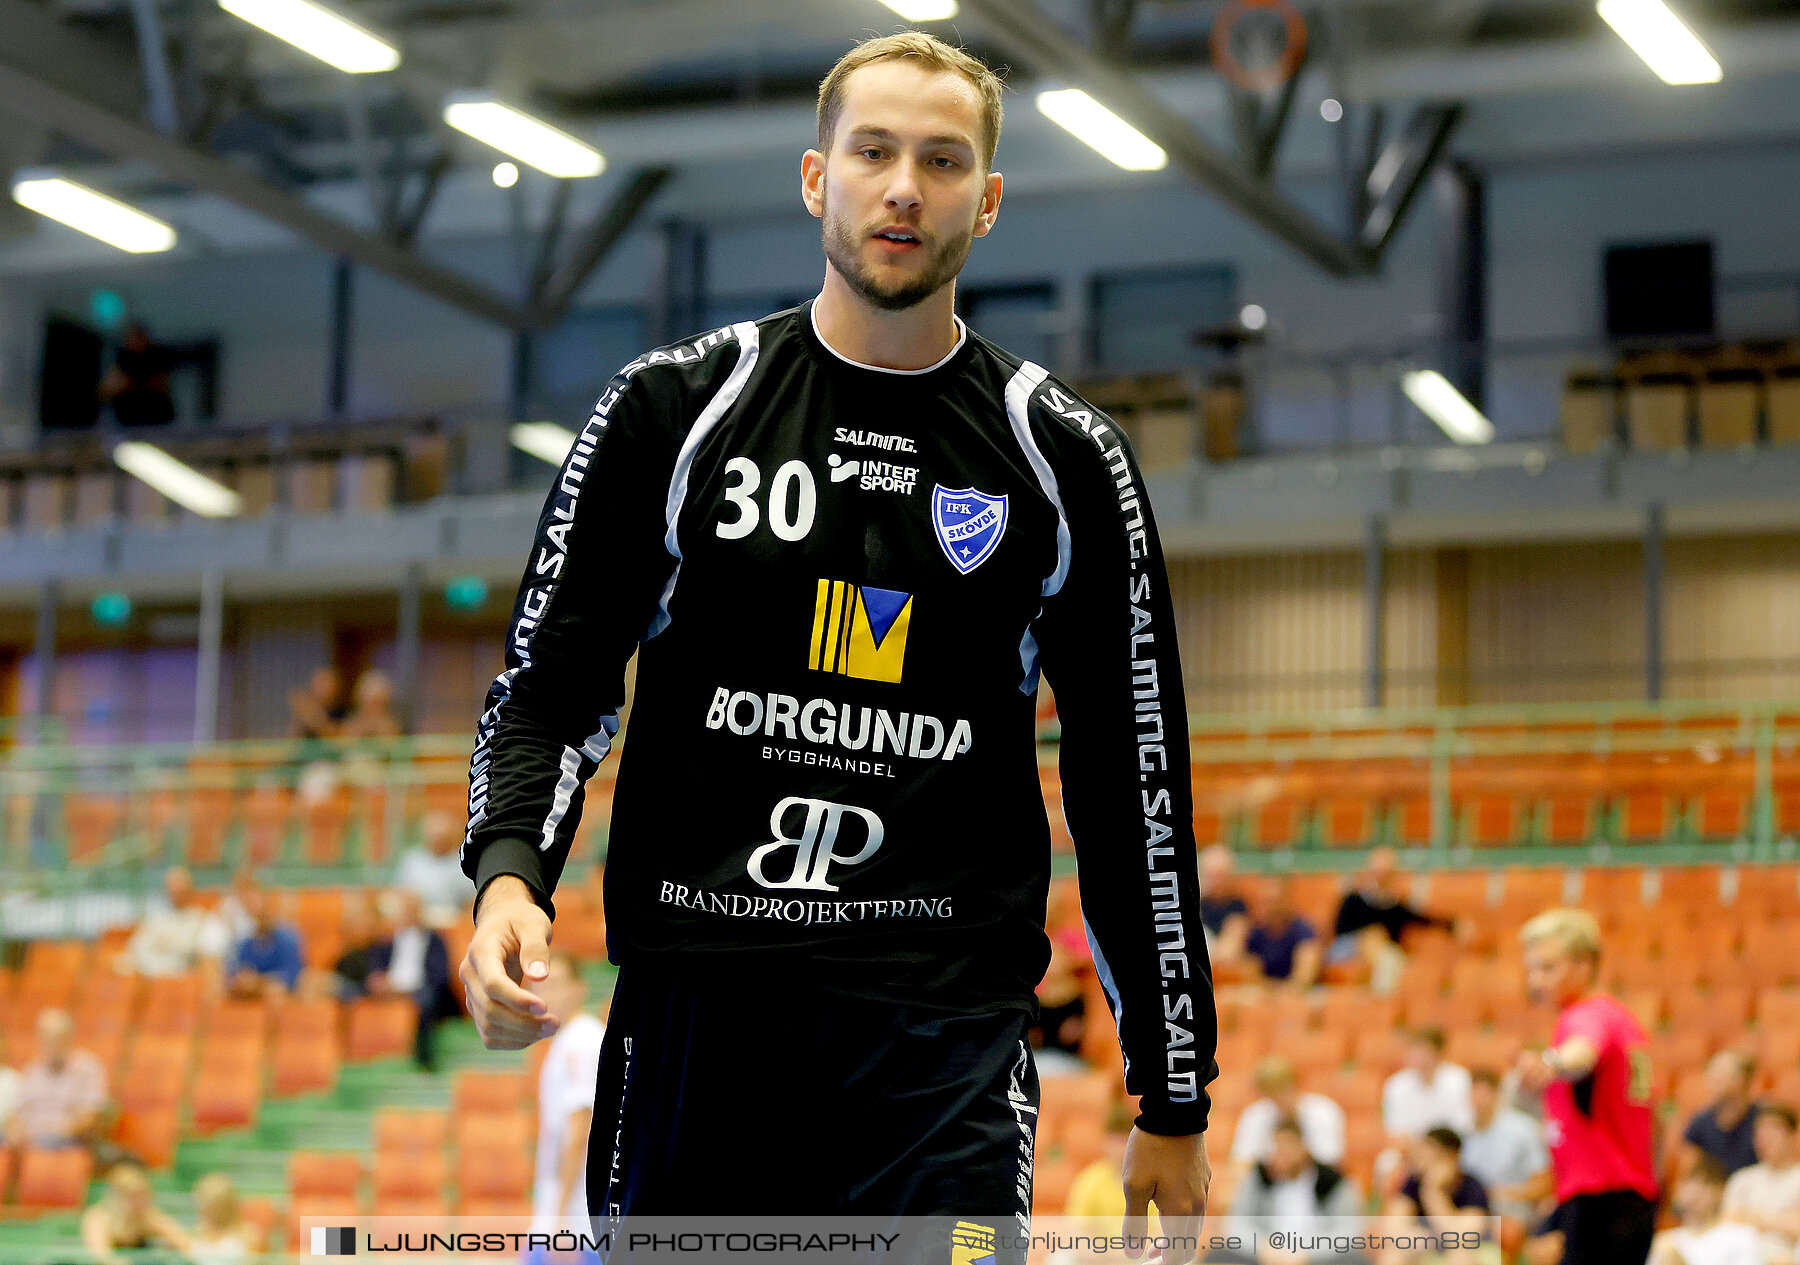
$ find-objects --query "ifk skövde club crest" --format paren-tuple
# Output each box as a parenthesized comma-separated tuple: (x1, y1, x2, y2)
(932, 485, 1008, 575)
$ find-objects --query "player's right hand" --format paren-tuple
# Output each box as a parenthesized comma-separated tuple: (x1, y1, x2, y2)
(461, 875, 559, 1049)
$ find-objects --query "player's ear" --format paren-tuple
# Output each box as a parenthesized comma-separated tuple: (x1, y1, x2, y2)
(973, 170, 1002, 238)
(801, 150, 826, 219)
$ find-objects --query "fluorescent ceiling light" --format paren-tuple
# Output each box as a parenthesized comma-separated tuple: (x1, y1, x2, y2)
(1401, 370, 1495, 445)
(113, 443, 242, 517)
(1596, 0, 1721, 84)
(12, 177, 176, 253)
(876, 0, 958, 18)
(216, 0, 398, 72)
(1036, 89, 1167, 172)
(511, 422, 577, 466)
(444, 100, 604, 178)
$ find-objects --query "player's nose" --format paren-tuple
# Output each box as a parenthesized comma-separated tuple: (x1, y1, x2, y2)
(883, 158, 924, 212)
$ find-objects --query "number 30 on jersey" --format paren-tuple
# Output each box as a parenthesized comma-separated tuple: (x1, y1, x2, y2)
(715, 457, 817, 542)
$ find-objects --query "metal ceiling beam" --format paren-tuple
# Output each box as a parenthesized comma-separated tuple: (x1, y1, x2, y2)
(0, 0, 531, 329)
(960, 0, 1373, 276)
(529, 165, 674, 326)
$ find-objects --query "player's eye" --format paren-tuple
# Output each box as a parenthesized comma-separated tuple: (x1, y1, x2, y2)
(931, 155, 959, 169)
(859, 147, 884, 161)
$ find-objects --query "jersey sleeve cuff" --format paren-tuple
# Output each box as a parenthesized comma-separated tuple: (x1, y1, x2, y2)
(472, 837, 557, 922)
(1133, 1100, 1211, 1138)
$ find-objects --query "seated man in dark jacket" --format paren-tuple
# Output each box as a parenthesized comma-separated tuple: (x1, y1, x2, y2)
(366, 889, 459, 1071)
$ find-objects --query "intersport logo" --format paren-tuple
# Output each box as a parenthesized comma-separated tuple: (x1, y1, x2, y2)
(748, 796, 883, 892)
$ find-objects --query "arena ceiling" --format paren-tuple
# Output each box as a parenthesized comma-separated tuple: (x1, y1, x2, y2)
(1, 0, 1797, 312)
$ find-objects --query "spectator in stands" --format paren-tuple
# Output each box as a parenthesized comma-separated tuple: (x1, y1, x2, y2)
(329, 894, 383, 1000)
(1461, 1067, 1552, 1227)
(288, 666, 348, 742)
(1327, 848, 1456, 995)
(1649, 1157, 1764, 1265)
(1231, 1055, 1347, 1176)
(341, 670, 401, 741)
(210, 867, 260, 951)
(1379, 1127, 1494, 1265)
(7, 1009, 107, 1151)
(1199, 845, 1251, 967)
(1376, 1026, 1476, 1195)
(119, 866, 229, 979)
(529, 954, 606, 1252)
(394, 811, 471, 927)
(1245, 876, 1321, 988)
(81, 1164, 190, 1265)
(98, 324, 176, 429)
(366, 889, 458, 1072)
(1683, 1050, 1764, 1179)
(225, 889, 304, 1000)
(1722, 1102, 1800, 1262)
(1224, 1116, 1365, 1264)
(1385, 1027, 1476, 1142)
(189, 1172, 263, 1265)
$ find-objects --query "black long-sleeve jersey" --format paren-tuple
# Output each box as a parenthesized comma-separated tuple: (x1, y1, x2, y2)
(462, 299, 1219, 1135)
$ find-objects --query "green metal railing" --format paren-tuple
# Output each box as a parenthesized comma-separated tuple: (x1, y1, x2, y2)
(3, 699, 1797, 913)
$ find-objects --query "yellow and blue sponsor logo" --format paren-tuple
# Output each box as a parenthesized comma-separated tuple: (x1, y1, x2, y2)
(809, 579, 912, 683)
(950, 1222, 995, 1265)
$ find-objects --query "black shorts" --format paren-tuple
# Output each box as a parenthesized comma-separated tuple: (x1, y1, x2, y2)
(1535, 1189, 1656, 1265)
(586, 960, 1040, 1221)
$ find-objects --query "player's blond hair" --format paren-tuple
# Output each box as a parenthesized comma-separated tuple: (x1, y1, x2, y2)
(1520, 907, 1602, 962)
(817, 32, 1006, 172)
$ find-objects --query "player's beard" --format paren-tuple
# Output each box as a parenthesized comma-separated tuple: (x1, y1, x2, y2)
(820, 185, 979, 312)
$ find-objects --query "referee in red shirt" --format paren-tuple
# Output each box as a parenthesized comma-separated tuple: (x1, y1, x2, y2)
(1513, 908, 1658, 1264)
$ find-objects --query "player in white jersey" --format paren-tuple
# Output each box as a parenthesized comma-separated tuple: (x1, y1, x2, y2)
(530, 955, 606, 1254)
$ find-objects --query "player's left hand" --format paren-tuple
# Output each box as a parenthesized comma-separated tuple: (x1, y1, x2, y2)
(1514, 1048, 1553, 1094)
(1121, 1128, 1209, 1265)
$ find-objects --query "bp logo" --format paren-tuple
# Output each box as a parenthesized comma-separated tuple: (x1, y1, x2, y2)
(932, 485, 1008, 575)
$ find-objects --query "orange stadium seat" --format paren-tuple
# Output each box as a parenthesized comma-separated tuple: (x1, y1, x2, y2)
(192, 1067, 261, 1134)
(1321, 796, 1377, 848)
(456, 1147, 532, 1205)
(209, 1001, 270, 1040)
(272, 1035, 340, 1097)
(453, 1111, 532, 1159)
(1756, 989, 1800, 1034)
(1739, 865, 1800, 915)
(374, 1150, 447, 1202)
(374, 1109, 450, 1155)
(1538, 792, 1597, 846)
(453, 1070, 528, 1117)
(198, 1034, 265, 1079)
(1254, 798, 1306, 848)
(289, 1152, 362, 1199)
(139, 975, 207, 1035)
(346, 998, 416, 1061)
(1393, 794, 1433, 848)
(15, 1147, 94, 1210)
(277, 996, 341, 1042)
(1463, 795, 1521, 847)
(112, 1107, 181, 1170)
(1654, 865, 1723, 909)
(1578, 868, 1645, 911)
